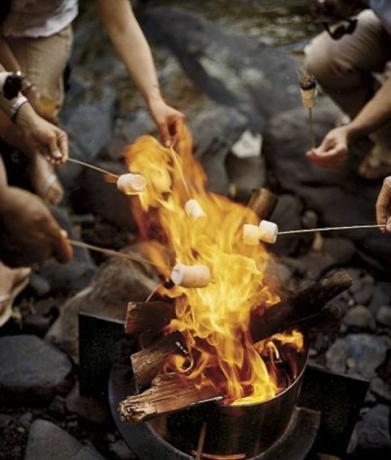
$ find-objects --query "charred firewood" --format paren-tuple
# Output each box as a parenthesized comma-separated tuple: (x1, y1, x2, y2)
(125, 301, 175, 335)
(250, 271, 351, 343)
(247, 188, 278, 220)
(131, 333, 183, 388)
(119, 373, 221, 423)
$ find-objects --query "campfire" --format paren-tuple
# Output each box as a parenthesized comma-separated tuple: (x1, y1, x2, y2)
(115, 122, 352, 456)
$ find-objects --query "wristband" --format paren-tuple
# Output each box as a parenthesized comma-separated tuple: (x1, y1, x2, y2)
(9, 95, 28, 122)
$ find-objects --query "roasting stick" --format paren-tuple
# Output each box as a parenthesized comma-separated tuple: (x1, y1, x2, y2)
(68, 239, 168, 270)
(169, 146, 191, 199)
(67, 157, 146, 194)
(278, 224, 386, 236)
(67, 157, 119, 178)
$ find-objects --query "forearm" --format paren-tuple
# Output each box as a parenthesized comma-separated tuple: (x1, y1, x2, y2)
(0, 37, 21, 72)
(347, 77, 391, 141)
(97, 0, 161, 104)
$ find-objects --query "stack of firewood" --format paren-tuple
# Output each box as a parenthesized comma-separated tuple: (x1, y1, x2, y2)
(118, 189, 352, 424)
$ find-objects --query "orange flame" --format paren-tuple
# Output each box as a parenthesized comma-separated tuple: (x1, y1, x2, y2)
(123, 122, 303, 404)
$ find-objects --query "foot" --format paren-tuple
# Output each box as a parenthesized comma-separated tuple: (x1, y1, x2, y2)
(358, 144, 391, 180)
(30, 153, 64, 205)
(0, 262, 30, 319)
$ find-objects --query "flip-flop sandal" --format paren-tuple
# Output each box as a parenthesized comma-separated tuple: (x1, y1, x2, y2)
(0, 271, 31, 327)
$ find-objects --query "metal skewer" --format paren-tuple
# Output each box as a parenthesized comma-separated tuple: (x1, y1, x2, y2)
(68, 239, 168, 270)
(278, 224, 386, 236)
(67, 157, 119, 178)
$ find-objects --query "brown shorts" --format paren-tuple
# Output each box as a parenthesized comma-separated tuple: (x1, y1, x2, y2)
(5, 24, 73, 117)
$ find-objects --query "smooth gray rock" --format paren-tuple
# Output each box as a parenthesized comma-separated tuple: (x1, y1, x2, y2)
(24, 419, 105, 460)
(344, 305, 375, 331)
(376, 306, 391, 327)
(0, 336, 73, 404)
(46, 244, 159, 361)
(109, 440, 136, 460)
(354, 405, 391, 456)
(344, 334, 391, 379)
(326, 338, 348, 374)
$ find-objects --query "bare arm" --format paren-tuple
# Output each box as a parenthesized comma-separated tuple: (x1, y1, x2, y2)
(96, 0, 183, 145)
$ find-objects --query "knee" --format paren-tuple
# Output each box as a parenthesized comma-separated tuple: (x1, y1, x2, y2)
(305, 35, 337, 87)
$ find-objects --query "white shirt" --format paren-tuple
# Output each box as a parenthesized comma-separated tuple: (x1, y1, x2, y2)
(370, 0, 391, 35)
(2, 0, 78, 38)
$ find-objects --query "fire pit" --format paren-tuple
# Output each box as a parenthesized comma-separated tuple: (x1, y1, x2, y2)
(80, 124, 368, 459)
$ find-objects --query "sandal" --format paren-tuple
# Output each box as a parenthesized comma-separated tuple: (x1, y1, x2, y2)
(0, 268, 31, 327)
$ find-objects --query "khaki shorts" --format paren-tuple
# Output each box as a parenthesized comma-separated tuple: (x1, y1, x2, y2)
(5, 24, 73, 117)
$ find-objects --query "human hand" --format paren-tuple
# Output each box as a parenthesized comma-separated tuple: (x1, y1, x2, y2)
(306, 126, 350, 168)
(16, 103, 68, 165)
(0, 187, 73, 267)
(376, 177, 391, 233)
(148, 97, 184, 147)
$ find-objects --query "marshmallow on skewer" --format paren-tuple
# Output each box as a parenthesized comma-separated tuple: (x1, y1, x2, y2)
(171, 263, 211, 288)
(299, 74, 317, 109)
(117, 173, 146, 195)
(243, 220, 279, 245)
(243, 224, 262, 246)
(259, 220, 278, 244)
(185, 199, 206, 219)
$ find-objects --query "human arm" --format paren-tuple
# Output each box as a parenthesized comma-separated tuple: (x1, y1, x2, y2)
(0, 186, 73, 266)
(96, 0, 183, 145)
(307, 76, 391, 167)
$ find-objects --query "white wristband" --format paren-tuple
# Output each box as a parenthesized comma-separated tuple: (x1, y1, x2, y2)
(9, 95, 28, 122)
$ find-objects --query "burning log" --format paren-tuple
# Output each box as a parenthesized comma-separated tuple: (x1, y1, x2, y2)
(250, 271, 352, 342)
(128, 272, 350, 388)
(119, 373, 221, 423)
(247, 188, 278, 220)
(131, 333, 183, 388)
(125, 301, 175, 335)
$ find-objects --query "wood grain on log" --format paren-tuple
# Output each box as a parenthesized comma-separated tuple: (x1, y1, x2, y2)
(125, 301, 175, 335)
(119, 373, 221, 423)
(250, 271, 351, 342)
(131, 333, 182, 388)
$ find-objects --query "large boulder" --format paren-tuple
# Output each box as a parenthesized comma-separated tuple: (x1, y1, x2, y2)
(0, 335, 73, 404)
(24, 419, 105, 460)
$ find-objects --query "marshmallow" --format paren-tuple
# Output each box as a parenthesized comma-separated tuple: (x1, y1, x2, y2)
(117, 173, 146, 195)
(259, 220, 278, 244)
(300, 88, 317, 109)
(242, 220, 279, 245)
(243, 224, 262, 246)
(171, 263, 211, 288)
(185, 199, 206, 219)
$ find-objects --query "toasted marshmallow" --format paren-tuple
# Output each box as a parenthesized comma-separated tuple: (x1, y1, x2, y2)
(300, 87, 317, 109)
(171, 263, 211, 288)
(117, 173, 146, 194)
(243, 224, 262, 246)
(259, 220, 278, 244)
(185, 199, 206, 219)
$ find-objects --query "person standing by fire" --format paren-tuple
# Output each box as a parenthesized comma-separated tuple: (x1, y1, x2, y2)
(0, 0, 184, 205)
(306, 0, 391, 231)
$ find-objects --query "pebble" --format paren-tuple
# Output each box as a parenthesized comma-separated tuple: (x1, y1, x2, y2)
(376, 306, 391, 327)
(344, 305, 375, 330)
